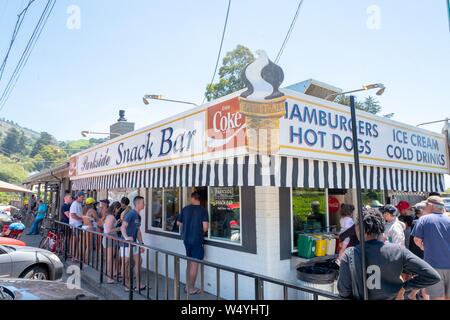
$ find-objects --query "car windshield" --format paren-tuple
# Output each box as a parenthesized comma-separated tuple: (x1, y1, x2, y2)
(0, 287, 14, 300)
(0, 245, 15, 253)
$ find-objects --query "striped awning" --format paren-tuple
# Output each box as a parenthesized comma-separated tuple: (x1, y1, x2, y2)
(71, 155, 445, 193)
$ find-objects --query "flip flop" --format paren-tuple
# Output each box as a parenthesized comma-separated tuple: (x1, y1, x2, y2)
(187, 288, 201, 295)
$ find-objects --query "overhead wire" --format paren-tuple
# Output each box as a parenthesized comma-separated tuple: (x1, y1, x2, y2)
(0, 0, 36, 82)
(274, 0, 304, 63)
(202, 0, 232, 104)
(0, 0, 55, 112)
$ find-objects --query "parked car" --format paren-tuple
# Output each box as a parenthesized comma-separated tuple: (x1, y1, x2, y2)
(0, 206, 19, 216)
(0, 245, 63, 280)
(0, 238, 26, 246)
(0, 212, 12, 224)
(0, 279, 98, 300)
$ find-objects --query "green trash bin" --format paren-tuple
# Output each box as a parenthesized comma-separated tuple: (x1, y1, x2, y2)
(297, 234, 316, 259)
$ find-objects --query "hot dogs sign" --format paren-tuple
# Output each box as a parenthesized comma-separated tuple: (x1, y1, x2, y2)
(69, 50, 448, 178)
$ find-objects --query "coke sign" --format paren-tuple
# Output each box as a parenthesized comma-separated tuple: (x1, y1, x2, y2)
(207, 97, 246, 152)
(328, 196, 340, 214)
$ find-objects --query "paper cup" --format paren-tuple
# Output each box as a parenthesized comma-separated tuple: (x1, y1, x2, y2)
(239, 96, 286, 154)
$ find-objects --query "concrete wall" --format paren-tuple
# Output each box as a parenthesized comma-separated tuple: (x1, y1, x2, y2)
(140, 186, 297, 300)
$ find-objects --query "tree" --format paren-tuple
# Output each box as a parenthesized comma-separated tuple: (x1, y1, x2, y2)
(205, 45, 255, 101)
(30, 132, 57, 157)
(0, 155, 28, 184)
(335, 95, 394, 118)
(32, 145, 67, 171)
(1, 127, 25, 154)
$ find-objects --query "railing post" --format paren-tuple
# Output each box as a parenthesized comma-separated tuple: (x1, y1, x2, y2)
(165, 254, 169, 300)
(79, 229, 83, 270)
(173, 256, 180, 300)
(200, 264, 204, 295)
(154, 251, 159, 300)
(63, 226, 68, 262)
(99, 234, 104, 284)
(234, 273, 239, 300)
(146, 248, 150, 299)
(283, 286, 288, 300)
(129, 242, 134, 300)
(216, 268, 220, 300)
(254, 277, 264, 300)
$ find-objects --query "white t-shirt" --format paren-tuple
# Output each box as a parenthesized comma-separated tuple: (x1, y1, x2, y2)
(69, 201, 83, 227)
(339, 216, 354, 246)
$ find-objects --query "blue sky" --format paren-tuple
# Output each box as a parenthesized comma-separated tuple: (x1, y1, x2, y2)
(1, 0, 449, 185)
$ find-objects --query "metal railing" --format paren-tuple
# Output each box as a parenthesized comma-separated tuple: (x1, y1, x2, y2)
(52, 221, 344, 301)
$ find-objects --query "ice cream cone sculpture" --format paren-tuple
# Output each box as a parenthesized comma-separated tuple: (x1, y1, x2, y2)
(240, 50, 285, 155)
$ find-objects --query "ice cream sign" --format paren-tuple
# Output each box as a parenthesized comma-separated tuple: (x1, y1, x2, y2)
(206, 50, 286, 155)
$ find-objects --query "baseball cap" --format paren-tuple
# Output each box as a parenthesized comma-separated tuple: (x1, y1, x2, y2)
(99, 199, 110, 206)
(426, 195, 444, 206)
(413, 202, 426, 212)
(380, 204, 398, 216)
(85, 197, 96, 205)
(75, 191, 85, 198)
(396, 200, 410, 211)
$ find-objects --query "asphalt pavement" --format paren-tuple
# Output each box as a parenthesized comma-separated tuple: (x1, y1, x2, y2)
(20, 228, 107, 299)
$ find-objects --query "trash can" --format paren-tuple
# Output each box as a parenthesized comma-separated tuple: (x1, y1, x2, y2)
(296, 261, 339, 300)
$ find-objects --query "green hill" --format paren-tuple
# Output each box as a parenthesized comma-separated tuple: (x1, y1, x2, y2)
(0, 118, 40, 142)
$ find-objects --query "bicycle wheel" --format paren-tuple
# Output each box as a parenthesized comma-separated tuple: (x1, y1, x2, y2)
(39, 236, 50, 251)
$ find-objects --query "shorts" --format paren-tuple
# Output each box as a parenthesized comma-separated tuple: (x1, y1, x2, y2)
(102, 237, 115, 249)
(184, 243, 204, 260)
(119, 245, 139, 258)
(427, 269, 450, 299)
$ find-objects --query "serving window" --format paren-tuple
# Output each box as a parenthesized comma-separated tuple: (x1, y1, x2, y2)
(291, 188, 327, 251)
(147, 187, 181, 234)
(209, 187, 241, 244)
(146, 186, 242, 244)
(107, 189, 140, 204)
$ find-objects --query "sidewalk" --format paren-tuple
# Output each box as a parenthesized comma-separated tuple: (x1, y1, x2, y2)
(21, 227, 218, 300)
(65, 260, 218, 300)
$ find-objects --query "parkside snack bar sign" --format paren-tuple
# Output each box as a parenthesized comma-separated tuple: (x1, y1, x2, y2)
(69, 51, 449, 179)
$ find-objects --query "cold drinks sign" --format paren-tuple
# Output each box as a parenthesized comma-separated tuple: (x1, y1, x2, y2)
(280, 91, 448, 173)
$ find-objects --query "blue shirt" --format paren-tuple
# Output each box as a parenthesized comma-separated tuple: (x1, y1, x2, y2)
(411, 213, 450, 269)
(121, 209, 141, 244)
(37, 203, 48, 213)
(178, 205, 209, 246)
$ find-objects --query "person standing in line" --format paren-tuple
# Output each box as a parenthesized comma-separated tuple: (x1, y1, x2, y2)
(103, 201, 120, 283)
(412, 196, 450, 300)
(96, 199, 110, 232)
(60, 193, 73, 224)
(29, 194, 37, 212)
(380, 205, 405, 246)
(120, 196, 146, 291)
(27, 200, 48, 235)
(397, 201, 413, 247)
(338, 204, 355, 261)
(337, 209, 441, 300)
(177, 191, 209, 295)
(69, 191, 85, 261)
(406, 202, 432, 300)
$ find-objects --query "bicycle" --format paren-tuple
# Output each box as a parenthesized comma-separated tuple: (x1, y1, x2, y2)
(39, 226, 64, 258)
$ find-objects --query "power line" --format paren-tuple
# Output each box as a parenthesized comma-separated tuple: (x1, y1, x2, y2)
(0, 0, 36, 82)
(0, 0, 54, 110)
(275, 0, 305, 63)
(0, 0, 55, 112)
(202, 0, 232, 104)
